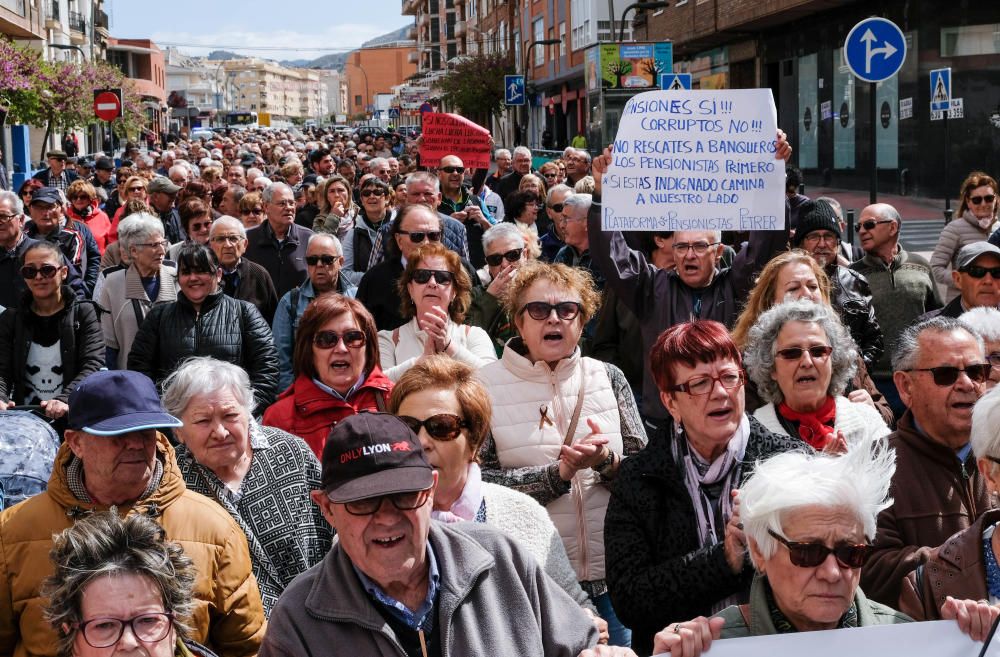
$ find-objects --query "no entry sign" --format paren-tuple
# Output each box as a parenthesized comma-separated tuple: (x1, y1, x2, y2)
(93, 89, 122, 121)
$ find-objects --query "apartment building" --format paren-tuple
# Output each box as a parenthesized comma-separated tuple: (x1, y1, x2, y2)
(222, 58, 327, 122)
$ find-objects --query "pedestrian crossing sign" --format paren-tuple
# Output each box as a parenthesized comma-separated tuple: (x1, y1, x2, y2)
(930, 68, 951, 112)
(659, 73, 692, 91)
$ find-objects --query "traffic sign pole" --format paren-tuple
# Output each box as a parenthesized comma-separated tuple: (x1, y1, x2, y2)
(943, 111, 951, 222)
(870, 82, 877, 205)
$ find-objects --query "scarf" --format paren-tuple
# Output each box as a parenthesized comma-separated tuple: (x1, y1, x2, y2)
(431, 462, 484, 524)
(963, 209, 996, 232)
(672, 414, 751, 548)
(777, 396, 837, 449)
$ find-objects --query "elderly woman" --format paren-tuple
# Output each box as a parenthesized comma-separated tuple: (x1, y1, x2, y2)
(64, 180, 112, 254)
(43, 511, 216, 657)
(127, 243, 279, 413)
(469, 223, 531, 356)
(341, 177, 394, 286)
(237, 191, 265, 229)
(505, 190, 542, 238)
(961, 307, 1000, 391)
(167, 198, 214, 262)
(109, 176, 149, 242)
(478, 260, 647, 647)
(650, 440, 1000, 655)
(163, 357, 332, 616)
(262, 293, 392, 457)
(378, 242, 495, 381)
(312, 175, 358, 238)
(744, 300, 890, 450)
(931, 172, 1000, 302)
(604, 320, 798, 655)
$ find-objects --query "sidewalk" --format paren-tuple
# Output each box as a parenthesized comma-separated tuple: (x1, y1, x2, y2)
(806, 187, 953, 222)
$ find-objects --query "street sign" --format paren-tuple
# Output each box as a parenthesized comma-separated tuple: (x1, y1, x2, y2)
(504, 75, 525, 106)
(931, 98, 963, 121)
(420, 102, 433, 114)
(929, 67, 951, 112)
(843, 17, 906, 83)
(659, 73, 692, 90)
(387, 107, 400, 119)
(93, 88, 122, 121)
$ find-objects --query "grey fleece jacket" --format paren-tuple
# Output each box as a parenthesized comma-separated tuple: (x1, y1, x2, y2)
(259, 521, 600, 657)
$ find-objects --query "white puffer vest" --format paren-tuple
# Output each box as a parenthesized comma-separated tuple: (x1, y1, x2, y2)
(479, 346, 622, 582)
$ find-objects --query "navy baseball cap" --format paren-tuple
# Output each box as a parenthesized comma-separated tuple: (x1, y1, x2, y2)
(30, 187, 62, 206)
(68, 370, 182, 436)
(321, 412, 433, 503)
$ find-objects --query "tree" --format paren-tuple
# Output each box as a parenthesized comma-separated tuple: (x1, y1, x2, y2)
(437, 52, 514, 130)
(0, 38, 43, 127)
(606, 60, 632, 89)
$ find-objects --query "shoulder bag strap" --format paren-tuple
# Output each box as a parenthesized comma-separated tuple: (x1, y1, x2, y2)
(131, 299, 145, 327)
(374, 389, 387, 412)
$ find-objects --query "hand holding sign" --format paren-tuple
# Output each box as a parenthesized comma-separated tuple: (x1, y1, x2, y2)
(419, 113, 492, 170)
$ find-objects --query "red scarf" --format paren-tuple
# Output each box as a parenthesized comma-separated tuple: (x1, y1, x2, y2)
(777, 396, 837, 449)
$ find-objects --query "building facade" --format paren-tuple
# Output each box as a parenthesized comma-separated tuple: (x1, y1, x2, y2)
(106, 37, 167, 137)
(222, 58, 326, 123)
(343, 44, 418, 119)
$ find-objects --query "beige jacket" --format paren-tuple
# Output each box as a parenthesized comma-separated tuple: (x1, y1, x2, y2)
(97, 263, 178, 368)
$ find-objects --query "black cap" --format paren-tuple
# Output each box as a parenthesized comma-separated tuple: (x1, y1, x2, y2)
(30, 187, 62, 205)
(320, 412, 433, 503)
(95, 157, 115, 171)
(792, 200, 841, 247)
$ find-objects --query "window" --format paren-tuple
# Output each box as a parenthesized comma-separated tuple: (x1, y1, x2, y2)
(355, 95, 362, 106)
(533, 17, 544, 64)
(570, 0, 593, 50)
(559, 22, 566, 56)
(941, 24, 1000, 56)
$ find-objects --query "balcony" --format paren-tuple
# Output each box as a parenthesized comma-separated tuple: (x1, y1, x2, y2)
(94, 8, 108, 34)
(45, 0, 58, 28)
(68, 10, 86, 42)
(0, 0, 45, 39)
(401, 0, 420, 16)
(406, 25, 416, 40)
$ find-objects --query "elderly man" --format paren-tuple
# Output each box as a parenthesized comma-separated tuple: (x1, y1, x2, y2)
(32, 149, 79, 190)
(369, 157, 392, 184)
(468, 223, 527, 356)
(0, 369, 265, 656)
(555, 194, 601, 287)
(91, 156, 116, 199)
(245, 182, 314, 298)
(919, 242, 1000, 321)
(485, 148, 513, 191)
(260, 412, 605, 657)
(861, 317, 994, 607)
(211, 215, 278, 323)
(146, 176, 186, 243)
(272, 233, 355, 390)
(564, 149, 592, 188)
(0, 191, 49, 308)
(494, 146, 532, 200)
(220, 184, 246, 217)
(227, 164, 248, 188)
(168, 163, 191, 189)
(850, 202, 942, 416)
(26, 187, 100, 298)
(437, 155, 491, 268)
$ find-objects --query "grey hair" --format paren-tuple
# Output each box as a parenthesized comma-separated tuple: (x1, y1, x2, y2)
(513, 146, 532, 159)
(563, 193, 593, 219)
(960, 307, 1000, 342)
(891, 316, 984, 372)
(481, 222, 527, 252)
(576, 150, 592, 164)
(117, 212, 165, 254)
(42, 510, 196, 657)
(971, 386, 1000, 460)
(494, 148, 511, 160)
(742, 436, 895, 563)
(546, 184, 572, 204)
(0, 190, 23, 216)
(261, 182, 292, 204)
(161, 356, 255, 420)
(815, 196, 843, 221)
(209, 215, 246, 239)
(744, 299, 858, 403)
(405, 171, 440, 192)
(168, 164, 189, 180)
(573, 176, 596, 194)
(368, 157, 388, 170)
(307, 232, 343, 255)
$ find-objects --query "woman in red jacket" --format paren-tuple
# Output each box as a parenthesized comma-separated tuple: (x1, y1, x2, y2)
(263, 293, 392, 457)
(65, 180, 112, 254)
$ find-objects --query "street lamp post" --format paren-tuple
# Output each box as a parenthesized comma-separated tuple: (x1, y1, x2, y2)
(618, 1, 670, 42)
(523, 38, 561, 148)
(344, 61, 370, 126)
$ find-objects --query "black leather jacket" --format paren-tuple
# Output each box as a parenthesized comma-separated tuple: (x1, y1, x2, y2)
(127, 290, 279, 412)
(829, 265, 884, 371)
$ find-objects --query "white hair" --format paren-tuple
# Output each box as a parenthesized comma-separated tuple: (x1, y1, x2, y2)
(117, 212, 165, 253)
(960, 307, 1000, 342)
(546, 184, 572, 203)
(513, 146, 531, 160)
(0, 191, 23, 216)
(494, 149, 511, 160)
(168, 164, 190, 180)
(161, 356, 255, 420)
(563, 193, 592, 219)
(261, 182, 290, 203)
(368, 157, 388, 170)
(971, 386, 1000, 461)
(742, 437, 895, 564)
(481, 222, 526, 251)
(307, 232, 343, 255)
(209, 215, 246, 239)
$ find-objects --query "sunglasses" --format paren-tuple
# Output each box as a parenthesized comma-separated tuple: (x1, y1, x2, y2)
(412, 268, 454, 285)
(337, 488, 431, 516)
(127, 186, 145, 193)
(20, 264, 61, 279)
(69, 195, 91, 202)
(440, 166, 465, 174)
(961, 265, 1000, 279)
(190, 220, 213, 232)
(485, 248, 523, 267)
(361, 189, 387, 197)
(854, 219, 893, 232)
(398, 413, 467, 440)
(244, 207, 264, 215)
(768, 529, 872, 569)
(520, 301, 583, 321)
(313, 329, 366, 349)
(906, 364, 991, 386)
(969, 194, 996, 205)
(775, 345, 834, 361)
(399, 230, 442, 244)
(306, 254, 340, 266)
(548, 202, 565, 213)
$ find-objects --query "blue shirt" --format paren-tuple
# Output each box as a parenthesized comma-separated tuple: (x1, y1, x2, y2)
(353, 545, 441, 632)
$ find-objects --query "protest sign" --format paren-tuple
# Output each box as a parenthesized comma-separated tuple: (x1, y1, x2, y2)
(654, 620, 1000, 657)
(419, 113, 491, 170)
(601, 89, 785, 232)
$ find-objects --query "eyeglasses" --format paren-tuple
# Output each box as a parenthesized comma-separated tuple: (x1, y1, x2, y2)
(189, 220, 213, 233)
(969, 194, 996, 205)
(542, 172, 558, 179)
(801, 232, 839, 245)
(439, 166, 465, 174)
(520, 301, 583, 321)
(313, 329, 367, 349)
(906, 364, 992, 386)
(127, 186, 146, 193)
(548, 202, 565, 213)
(768, 529, 872, 569)
(137, 240, 170, 250)
(670, 371, 744, 395)
(243, 207, 264, 215)
(20, 264, 60, 279)
(411, 268, 454, 285)
(306, 254, 340, 266)
(210, 234, 244, 245)
(398, 230, 442, 244)
(361, 189, 387, 197)
(775, 345, 834, 361)
(336, 488, 431, 516)
(398, 413, 467, 440)
(990, 353, 1000, 369)
(0, 213, 20, 223)
(76, 612, 174, 649)
(485, 248, 523, 267)
(672, 241, 720, 255)
(855, 219, 894, 232)
(69, 194, 91, 202)
(960, 265, 1000, 279)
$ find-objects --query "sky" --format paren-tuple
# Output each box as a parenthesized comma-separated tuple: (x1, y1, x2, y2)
(108, 0, 412, 61)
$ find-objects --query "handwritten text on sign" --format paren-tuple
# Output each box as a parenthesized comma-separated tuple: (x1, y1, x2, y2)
(419, 113, 492, 170)
(602, 89, 785, 232)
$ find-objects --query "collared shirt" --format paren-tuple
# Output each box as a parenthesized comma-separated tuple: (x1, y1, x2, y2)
(913, 416, 973, 465)
(66, 453, 164, 503)
(311, 373, 366, 402)
(48, 170, 69, 190)
(353, 545, 441, 632)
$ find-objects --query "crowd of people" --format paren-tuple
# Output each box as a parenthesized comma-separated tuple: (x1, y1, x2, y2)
(0, 123, 998, 657)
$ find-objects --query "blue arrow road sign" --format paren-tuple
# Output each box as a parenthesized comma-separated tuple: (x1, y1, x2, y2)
(388, 107, 400, 119)
(659, 73, 692, 90)
(844, 17, 906, 83)
(505, 75, 525, 106)
(929, 68, 951, 112)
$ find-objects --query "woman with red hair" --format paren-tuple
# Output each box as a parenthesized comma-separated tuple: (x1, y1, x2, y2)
(603, 320, 800, 656)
